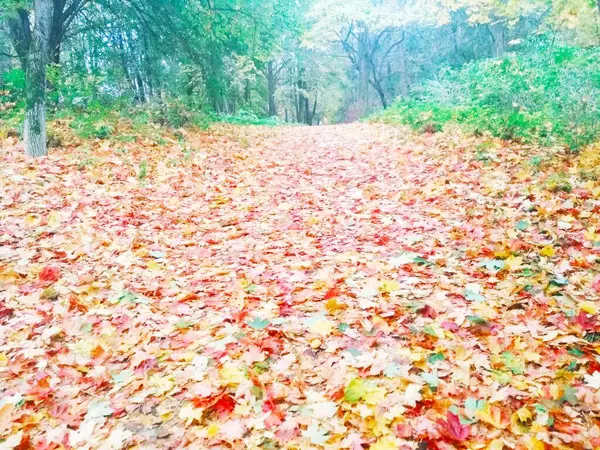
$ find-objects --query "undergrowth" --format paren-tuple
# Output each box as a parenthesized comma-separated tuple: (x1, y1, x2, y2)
(371, 41, 600, 151)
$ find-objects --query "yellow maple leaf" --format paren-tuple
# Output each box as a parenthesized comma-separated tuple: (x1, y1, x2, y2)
(539, 245, 555, 257)
(526, 437, 545, 450)
(364, 385, 387, 405)
(584, 227, 599, 242)
(477, 404, 509, 429)
(207, 423, 220, 438)
(146, 260, 161, 272)
(515, 406, 532, 422)
(370, 437, 398, 450)
(494, 248, 512, 259)
(24, 214, 39, 227)
(325, 298, 346, 314)
(309, 319, 334, 336)
(379, 279, 400, 294)
(504, 255, 523, 272)
(149, 374, 175, 395)
(47, 210, 62, 227)
(220, 363, 246, 386)
(581, 301, 599, 315)
(160, 410, 173, 421)
(179, 403, 203, 425)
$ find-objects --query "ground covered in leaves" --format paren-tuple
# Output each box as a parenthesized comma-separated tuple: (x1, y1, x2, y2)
(2, 124, 600, 450)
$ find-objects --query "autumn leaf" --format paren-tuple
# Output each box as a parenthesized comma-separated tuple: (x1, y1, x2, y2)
(344, 378, 367, 403)
(539, 245, 555, 257)
(247, 317, 270, 330)
(504, 255, 523, 272)
(477, 404, 510, 429)
(438, 411, 470, 442)
(39, 266, 60, 283)
(211, 395, 236, 419)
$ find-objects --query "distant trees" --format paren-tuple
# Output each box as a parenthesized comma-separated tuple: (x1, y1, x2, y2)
(1, 0, 600, 155)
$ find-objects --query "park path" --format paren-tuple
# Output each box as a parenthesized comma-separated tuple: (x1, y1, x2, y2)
(0, 124, 599, 449)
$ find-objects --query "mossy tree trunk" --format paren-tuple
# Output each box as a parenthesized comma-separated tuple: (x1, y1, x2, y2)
(25, 0, 53, 158)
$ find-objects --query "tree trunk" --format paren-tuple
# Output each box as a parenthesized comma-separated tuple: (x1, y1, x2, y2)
(398, 39, 410, 99)
(25, 0, 53, 158)
(7, 9, 32, 70)
(490, 21, 506, 58)
(244, 79, 251, 104)
(49, 0, 66, 65)
(357, 30, 369, 116)
(370, 79, 388, 109)
(267, 61, 277, 116)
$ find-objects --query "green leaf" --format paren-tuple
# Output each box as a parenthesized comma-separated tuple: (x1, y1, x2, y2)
(423, 325, 440, 337)
(529, 156, 542, 168)
(517, 268, 536, 277)
(465, 397, 486, 413)
(491, 369, 512, 385)
(347, 348, 362, 357)
(86, 400, 114, 419)
(549, 277, 569, 287)
(251, 385, 264, 399)
(247, 317, 270, 330)
(560, 385, 577, 405)
(427, 352, 445, 364)
(344, 378, 367, 403)
(175, 318, 194, 329)
(585, 332, 600, 343)
(413, 256, 433, 266)
(384, 363, 403, 378)
(138, 160, 148, 180)
(501, 352, 524, 375)
(515, 220, 529, 231)
(464, 289, 486, 302)
(467, 315, 487, 325)
(421, 369, 439, 388)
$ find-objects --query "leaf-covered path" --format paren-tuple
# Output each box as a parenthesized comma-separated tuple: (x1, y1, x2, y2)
(2, 124, 600, 449)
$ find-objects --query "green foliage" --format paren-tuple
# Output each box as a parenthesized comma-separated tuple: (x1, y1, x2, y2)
(215, 109, 284, 126)
(373, 41, 600, 150)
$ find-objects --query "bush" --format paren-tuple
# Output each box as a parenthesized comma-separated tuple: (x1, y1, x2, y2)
(372, 40, 600, 150)
(216, 109, 283, 126)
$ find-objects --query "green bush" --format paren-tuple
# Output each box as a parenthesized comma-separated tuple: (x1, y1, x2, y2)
(373, 40, 600, 150)
(216, 109, 283, 126)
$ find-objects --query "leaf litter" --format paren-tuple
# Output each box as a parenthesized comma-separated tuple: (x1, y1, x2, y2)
(1, 124, 600, 449)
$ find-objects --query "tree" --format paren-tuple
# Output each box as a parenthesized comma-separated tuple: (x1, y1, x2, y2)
(24, 0, 53, 157)
(309, 0, 447, 114)
(5, 0, 88, 70)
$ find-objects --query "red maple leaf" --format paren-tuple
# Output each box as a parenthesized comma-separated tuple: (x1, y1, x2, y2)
(39, 266, 60, 284)
(575, 311, 597, 331)
(437, 411, 470, 443)
(211, 394, 236, 419)
(418, 304, 437, 319)
(324, 286, 342, 300)
(0, 302, 14, 320)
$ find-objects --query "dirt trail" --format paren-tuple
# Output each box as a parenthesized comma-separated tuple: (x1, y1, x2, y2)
(1, 124, 599, 449)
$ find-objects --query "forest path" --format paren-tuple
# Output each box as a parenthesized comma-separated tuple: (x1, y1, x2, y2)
(0, 124, 598, 448)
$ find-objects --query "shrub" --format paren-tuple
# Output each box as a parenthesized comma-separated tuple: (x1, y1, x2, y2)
(372, 40, 600, 150)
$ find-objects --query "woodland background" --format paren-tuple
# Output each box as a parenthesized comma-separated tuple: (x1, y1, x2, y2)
(0, 0, 599, 149)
